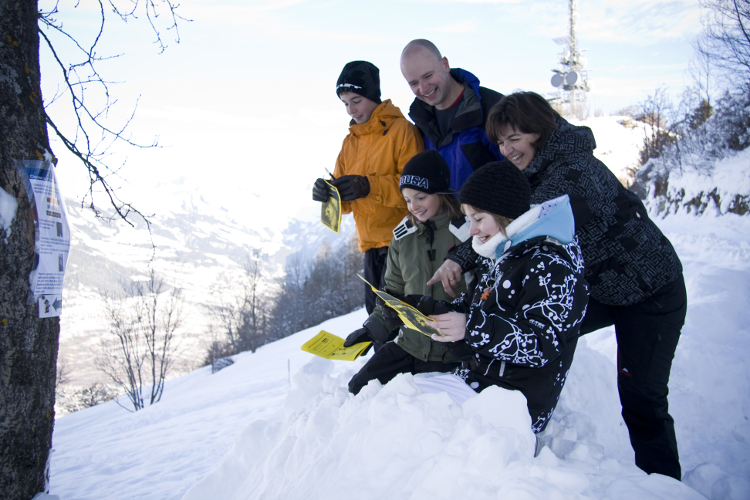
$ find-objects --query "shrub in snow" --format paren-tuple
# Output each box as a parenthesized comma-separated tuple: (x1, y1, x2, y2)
(632, 84, 750, 217)
(211, 356, 234, 374)
(55, 382, 119, 416)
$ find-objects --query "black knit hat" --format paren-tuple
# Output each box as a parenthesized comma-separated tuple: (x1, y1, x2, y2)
(400, 150, 456, 194)
(336, 61, 381, 104)
(458, 160, 531, 219)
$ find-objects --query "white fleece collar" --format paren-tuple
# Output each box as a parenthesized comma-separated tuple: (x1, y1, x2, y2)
(470, 205, 542, 259)
(471, 231, 506, 258)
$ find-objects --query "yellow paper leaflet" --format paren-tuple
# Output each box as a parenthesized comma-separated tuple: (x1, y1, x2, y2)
(357, 275, 442, 337)
(300, 330, 371, 361)
(321, 180, 342, 234)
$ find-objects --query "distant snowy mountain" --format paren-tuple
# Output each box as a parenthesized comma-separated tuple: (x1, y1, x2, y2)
(60, 193, 355, 387)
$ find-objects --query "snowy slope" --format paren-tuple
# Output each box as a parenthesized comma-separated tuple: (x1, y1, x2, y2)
(58, 193, 355, 389)
(48, 212, 750, 500)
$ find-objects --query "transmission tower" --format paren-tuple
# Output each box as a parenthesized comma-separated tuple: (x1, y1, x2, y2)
(550, 0, 591, 117)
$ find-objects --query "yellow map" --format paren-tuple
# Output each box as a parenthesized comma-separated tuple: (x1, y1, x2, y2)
(358, 275, 442, 337)
(321, 180, 342, 234)
(301, 330, 371, 361)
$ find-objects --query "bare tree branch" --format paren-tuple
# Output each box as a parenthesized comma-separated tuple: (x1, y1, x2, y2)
(697, 0, 750, 84)
(37, 0, 190, 231)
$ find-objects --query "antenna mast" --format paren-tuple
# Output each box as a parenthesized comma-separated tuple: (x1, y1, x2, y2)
(550, 0, 591, 117)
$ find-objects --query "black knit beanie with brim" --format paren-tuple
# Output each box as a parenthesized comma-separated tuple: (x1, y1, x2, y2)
(399, 150, 457, 195)
(458, 160, 531, 219)
(336, 61, 382, 104)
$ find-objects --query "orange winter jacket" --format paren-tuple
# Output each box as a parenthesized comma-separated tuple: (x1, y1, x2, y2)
(333, 100, 423, 252)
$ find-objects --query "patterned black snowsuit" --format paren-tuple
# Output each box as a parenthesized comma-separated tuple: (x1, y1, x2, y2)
(447, 196, 589, 433)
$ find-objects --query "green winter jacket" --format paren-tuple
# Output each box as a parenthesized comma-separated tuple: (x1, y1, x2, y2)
(370, 210, 467, 362)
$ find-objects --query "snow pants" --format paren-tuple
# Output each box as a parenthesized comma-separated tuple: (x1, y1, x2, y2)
(458, 337, 579, 434)
(348, 341, 460, 395)
(580, 275, 686, 480)
(363, 246, 388, 316)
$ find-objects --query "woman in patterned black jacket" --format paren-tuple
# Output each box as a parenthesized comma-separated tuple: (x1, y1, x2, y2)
(435, 91, 686, 480)
(425, 161, 589, 435)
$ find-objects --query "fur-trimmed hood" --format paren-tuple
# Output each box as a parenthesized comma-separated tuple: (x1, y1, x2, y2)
(472, 195, 575, 259)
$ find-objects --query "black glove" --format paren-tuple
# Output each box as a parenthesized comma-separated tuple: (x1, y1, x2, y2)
(343, 317, 391, 348)
(343, 327, 371, 347)
(381, 290, 420, 308)
(331, 175, 370, 201)
(378, 296, 403, 329)
(415, 296, 452, 316)
(378, 292, 425, 328)
(444, 340, 475, 362)
(312, 178, 329, 202)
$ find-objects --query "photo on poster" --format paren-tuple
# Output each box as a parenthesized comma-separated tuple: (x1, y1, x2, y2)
(38, 294, 62, 318)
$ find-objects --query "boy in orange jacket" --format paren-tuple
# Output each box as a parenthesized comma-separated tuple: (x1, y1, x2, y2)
(313, 61, 423, 321)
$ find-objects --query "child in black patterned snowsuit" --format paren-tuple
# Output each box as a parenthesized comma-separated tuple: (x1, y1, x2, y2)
(425, 161, 590, 433)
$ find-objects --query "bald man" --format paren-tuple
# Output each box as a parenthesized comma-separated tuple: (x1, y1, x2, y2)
(400, 39, 504, 190)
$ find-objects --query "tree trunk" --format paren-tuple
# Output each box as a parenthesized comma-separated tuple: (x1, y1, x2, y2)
(0, 1, 60, 498)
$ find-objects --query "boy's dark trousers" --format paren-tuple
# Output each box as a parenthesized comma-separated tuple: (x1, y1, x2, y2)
(348, 342, 460, 395)
(363, 246, 388, 316)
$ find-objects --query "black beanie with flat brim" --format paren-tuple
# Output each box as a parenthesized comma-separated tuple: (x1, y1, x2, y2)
(458, 160, 531, 219)
(336, 61, 381, 104)
(400, 150, 456, 194)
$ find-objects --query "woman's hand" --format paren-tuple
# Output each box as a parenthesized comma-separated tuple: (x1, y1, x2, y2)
(426, 259, 463, 298)
(427, 312, 467, 342)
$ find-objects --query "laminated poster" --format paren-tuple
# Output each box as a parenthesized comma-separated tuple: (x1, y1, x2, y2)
(358, 275, 442, 337)
(301, 330, 371, 361)
(15, 160, 71, 318)
(320, 180, 341, 234)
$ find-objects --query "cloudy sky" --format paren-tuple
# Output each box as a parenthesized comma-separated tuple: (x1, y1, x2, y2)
(39, 0, 704, 228)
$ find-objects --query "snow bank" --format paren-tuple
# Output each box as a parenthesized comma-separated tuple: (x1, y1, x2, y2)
(183, 347, 705, 500)
(182, 365, 539, 500)
(49, 215, 750, 500)
(634, 141, 750, 217)
(180, 215, 750, 500)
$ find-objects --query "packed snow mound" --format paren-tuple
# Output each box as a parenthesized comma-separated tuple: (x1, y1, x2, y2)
(180, 215, 750, 500)
(183, 352, 703, 500)
(184, 368, 538, 500)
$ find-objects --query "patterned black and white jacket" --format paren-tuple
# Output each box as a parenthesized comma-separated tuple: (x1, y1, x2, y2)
(446, 196, 589, 432)
(450, 195, 588, 366)
(449, 117, 682, 306)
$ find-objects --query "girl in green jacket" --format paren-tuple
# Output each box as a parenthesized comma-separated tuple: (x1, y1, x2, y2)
(344, 150, 469, 395)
